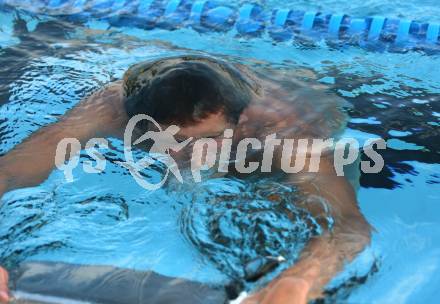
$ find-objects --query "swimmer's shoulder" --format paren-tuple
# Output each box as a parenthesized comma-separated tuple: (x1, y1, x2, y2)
(87, 80, 124, 106)
(239, 67, 338, 139)
(65, 80, 129, 138)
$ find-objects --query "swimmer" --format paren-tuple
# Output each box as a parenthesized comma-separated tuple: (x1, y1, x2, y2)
(0, 55, 371, 304)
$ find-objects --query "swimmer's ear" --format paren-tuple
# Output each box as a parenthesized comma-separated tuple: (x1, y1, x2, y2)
(166, 125, 180, 134)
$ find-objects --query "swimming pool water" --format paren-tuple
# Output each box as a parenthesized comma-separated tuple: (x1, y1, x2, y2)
(0, 1, 439, 303)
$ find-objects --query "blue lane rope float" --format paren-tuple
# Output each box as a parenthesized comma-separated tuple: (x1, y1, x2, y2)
(1, 0, 439, 53)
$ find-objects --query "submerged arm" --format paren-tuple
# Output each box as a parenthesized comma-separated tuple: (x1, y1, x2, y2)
(245, 155, 371, 304)
(286, 156, 371, 299)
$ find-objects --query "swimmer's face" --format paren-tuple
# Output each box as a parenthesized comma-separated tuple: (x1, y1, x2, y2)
(174, 111, 232, 141)
(163, 111, 235, 162)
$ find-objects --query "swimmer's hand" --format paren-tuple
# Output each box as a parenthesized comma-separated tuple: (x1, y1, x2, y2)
(0, 266, 9, 303)
(242, 260, 319, 304)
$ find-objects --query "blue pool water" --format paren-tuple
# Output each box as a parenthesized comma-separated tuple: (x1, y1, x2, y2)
(0, 0, 439, 303)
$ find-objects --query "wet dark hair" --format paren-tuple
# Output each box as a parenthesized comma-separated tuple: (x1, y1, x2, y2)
(123, 55, 257, 127)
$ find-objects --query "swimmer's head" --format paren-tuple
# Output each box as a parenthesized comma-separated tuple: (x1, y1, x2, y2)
(123, 55, 257, 137)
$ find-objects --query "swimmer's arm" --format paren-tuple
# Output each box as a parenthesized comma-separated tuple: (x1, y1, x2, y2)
(0, 82, 127, 198)
(244, 156, 371, 304)
(285, 157, 371, 299)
